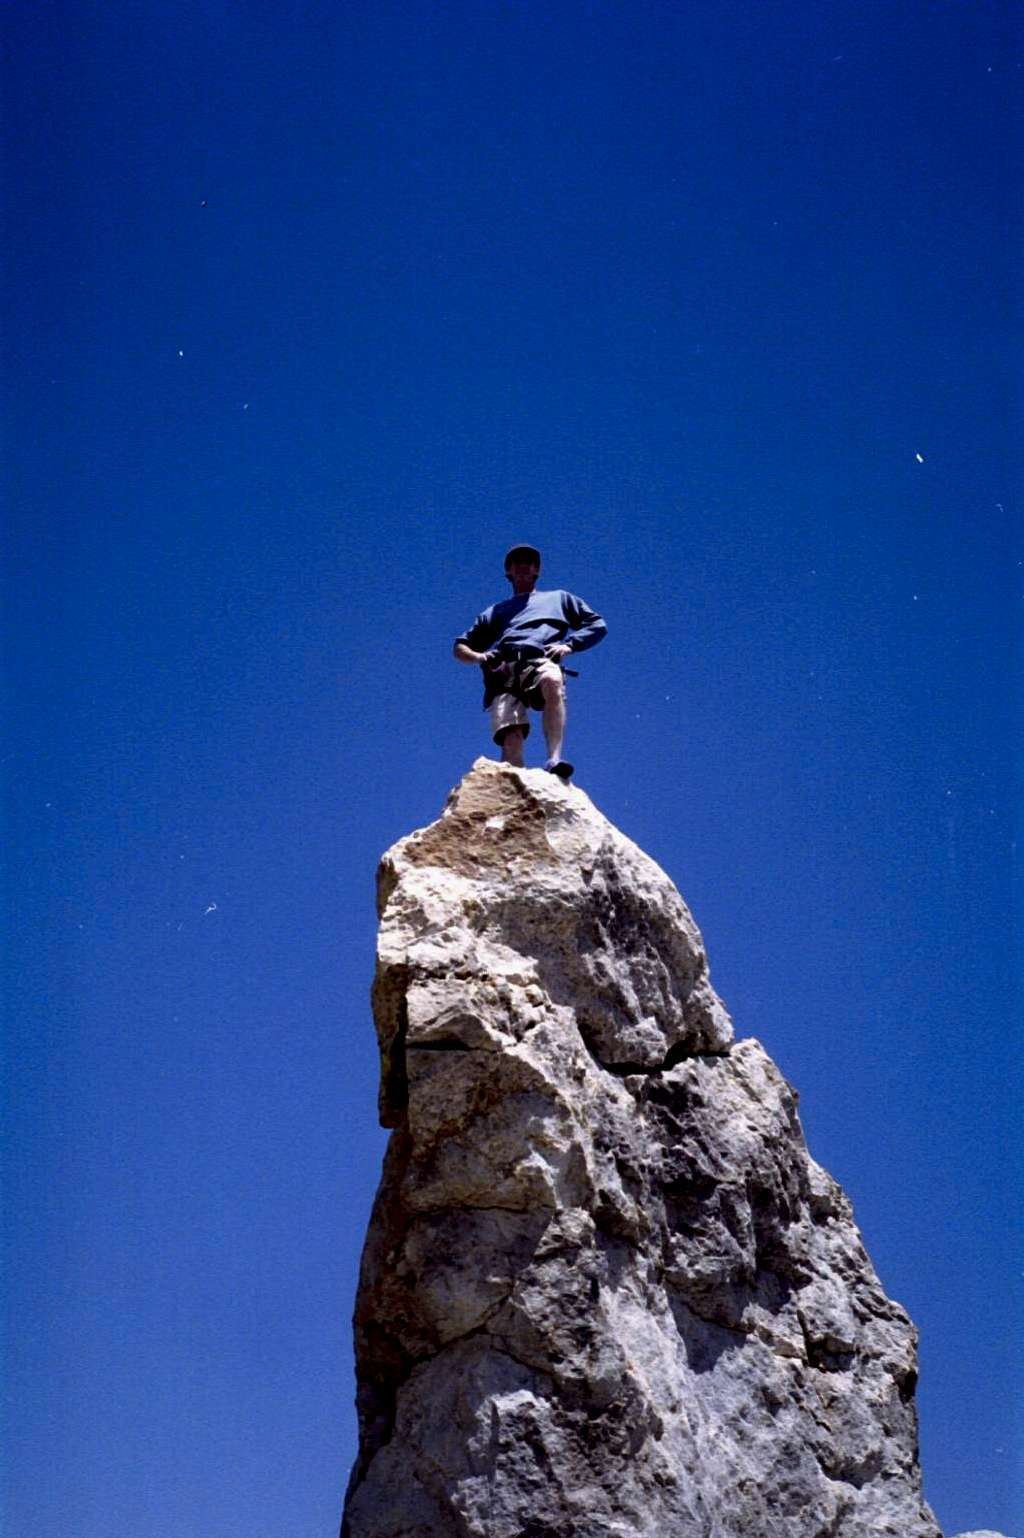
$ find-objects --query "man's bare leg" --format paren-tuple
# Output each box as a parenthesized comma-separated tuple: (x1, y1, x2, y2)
(499, 726, 526, 768)
(540, 673, 567, 764)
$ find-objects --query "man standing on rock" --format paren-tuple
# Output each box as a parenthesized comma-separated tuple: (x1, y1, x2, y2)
(453, 543, 607, 780)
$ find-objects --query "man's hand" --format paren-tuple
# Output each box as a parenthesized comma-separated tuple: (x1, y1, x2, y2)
(545, 643, 572, 661)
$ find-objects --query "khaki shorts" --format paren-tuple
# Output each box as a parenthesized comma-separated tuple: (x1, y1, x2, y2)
(489, 657, 563, 743)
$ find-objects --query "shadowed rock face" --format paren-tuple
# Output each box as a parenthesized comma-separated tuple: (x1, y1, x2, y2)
(342, 761, 941, 1538)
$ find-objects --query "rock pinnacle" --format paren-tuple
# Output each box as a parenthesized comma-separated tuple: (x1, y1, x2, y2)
(341, 761, 940, 1538)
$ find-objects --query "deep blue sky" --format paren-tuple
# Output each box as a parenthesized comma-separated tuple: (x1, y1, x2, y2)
(3, 3, 1020, 1535)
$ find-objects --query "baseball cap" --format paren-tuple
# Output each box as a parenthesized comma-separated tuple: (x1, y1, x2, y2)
(504, 543, 541, 569)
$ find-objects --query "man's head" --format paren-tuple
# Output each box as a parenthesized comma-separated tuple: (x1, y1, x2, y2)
(504, 543, 541, 595)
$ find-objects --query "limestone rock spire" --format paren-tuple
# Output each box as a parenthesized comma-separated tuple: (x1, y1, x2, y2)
(341, 760, 940, 1538)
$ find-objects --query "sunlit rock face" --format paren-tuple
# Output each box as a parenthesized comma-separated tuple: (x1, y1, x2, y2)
(341, 760, 940, 1538)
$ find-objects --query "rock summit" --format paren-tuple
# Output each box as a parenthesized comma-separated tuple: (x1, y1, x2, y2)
(341, 760, 940, 1538)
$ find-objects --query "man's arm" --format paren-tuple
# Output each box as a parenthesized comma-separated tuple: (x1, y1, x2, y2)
(453, 606, 497, 665)
(553, 592, 607, 656)
(453, 641, 492, 664)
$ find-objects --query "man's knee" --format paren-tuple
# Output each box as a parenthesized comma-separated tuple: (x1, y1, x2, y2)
(539, 673, 565, 703)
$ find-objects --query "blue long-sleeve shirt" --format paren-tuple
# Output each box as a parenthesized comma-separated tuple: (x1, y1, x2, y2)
(455, 588, 607, 659)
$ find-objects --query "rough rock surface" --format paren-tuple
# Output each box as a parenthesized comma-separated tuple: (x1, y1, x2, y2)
(342, 760, 941, 1538)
